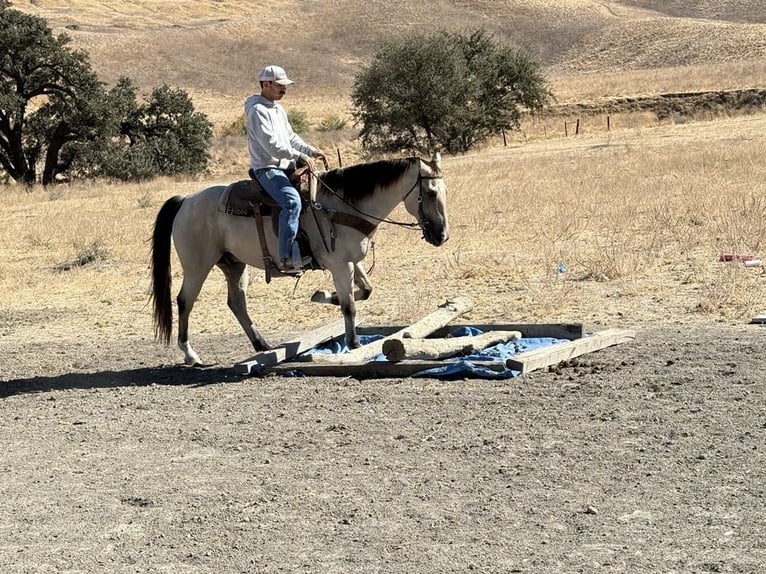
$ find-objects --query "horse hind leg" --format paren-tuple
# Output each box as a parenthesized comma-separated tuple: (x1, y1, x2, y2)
(176, 274, 205, 366)
(311, 262, 373, 305)
(218, 255, 270, 351)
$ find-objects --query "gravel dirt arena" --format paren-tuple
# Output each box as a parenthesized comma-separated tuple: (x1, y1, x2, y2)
(3, 1, 766, 572)
(1, 316, 764, 573)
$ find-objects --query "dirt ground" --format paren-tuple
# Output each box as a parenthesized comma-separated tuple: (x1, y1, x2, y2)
(1, 317, 764, 573)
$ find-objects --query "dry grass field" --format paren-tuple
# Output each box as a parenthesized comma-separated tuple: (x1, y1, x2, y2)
(1, 2, 765, 573)
(2, 113, 764, 354)
(6, 0, 766, 336)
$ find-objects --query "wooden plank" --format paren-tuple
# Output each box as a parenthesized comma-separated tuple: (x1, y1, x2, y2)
(262, 359, 509, 379)
(359, 323, 584, 340)
(251, 322, 611, 379)
(505, 328, 636, 375)
(751, 313, 766, 324)
(306, 296, 474, 365)
(458, 323, 583, 340)
(237, 318, 350, 374)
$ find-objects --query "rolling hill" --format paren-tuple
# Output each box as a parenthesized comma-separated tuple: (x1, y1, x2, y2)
(13, 0, 766, 124)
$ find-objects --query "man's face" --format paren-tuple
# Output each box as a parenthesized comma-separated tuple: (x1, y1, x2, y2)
(262, 80, 287, 101)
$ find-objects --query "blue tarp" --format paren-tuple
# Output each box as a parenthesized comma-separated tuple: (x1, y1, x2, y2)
(303, 326, 568, 379)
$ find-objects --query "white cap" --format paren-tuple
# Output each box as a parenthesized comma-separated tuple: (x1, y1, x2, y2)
(258, 65, 294, 85)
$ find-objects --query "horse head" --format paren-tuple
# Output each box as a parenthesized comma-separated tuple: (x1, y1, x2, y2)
(405, 151, 450, 246)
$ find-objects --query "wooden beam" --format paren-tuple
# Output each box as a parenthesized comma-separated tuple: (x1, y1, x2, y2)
(237, 318, 350, 374)
(306, 296, 474, 365)
(360, 323, 584, 341)
(382, 330, 521, 362)
(505, 328, 636, 375)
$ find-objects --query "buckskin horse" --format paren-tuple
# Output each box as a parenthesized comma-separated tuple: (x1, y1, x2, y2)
(150, 152, 449, 365)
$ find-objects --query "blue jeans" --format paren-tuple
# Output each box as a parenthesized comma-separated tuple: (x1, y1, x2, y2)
(254, 167, 301, 260)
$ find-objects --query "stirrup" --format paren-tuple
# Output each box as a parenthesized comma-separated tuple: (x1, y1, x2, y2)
(279, 256, 312, 274)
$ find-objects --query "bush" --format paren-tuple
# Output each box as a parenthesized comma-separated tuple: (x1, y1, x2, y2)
(222, 108, 317, 137)
(352, 29, 551, 154)
(287, 109, 310, 134)
(220, 115, 247, 137)
(317, 114, 348, 132)
(71, 83, 212, 181)
(0, 4, 213, 184)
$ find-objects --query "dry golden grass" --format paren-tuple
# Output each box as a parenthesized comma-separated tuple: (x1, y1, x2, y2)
(4, 1, 766, 352)
(18, 1, 766, 131)
(2, 115, 764, 354)
(550, 58, 766, 103)
(461, 116, 766, 323)
(624, 0, 765, 23)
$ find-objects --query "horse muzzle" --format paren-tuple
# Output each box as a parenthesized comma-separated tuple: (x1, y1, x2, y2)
(422, 220, 449, 246)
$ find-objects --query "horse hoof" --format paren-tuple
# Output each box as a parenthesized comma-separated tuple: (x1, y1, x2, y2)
(311, 290, 333, 304)
(183, 354, 202, 367)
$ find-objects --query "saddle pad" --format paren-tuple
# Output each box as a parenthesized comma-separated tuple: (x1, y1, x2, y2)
(223, 179, 279, 217)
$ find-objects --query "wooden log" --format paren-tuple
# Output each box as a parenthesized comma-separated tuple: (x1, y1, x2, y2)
(505, 328, 635, 374)
(382, 330, 521, 362)
(237, 318, 350, 374)
(306, 296, 474, 364)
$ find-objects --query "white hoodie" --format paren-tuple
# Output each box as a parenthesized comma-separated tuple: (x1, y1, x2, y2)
(244, 94, 317, 170)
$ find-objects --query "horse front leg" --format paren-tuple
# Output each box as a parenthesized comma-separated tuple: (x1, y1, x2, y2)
(330, 262, 360, 349)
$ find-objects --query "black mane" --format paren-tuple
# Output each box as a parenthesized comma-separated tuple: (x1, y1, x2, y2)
(319, 158, 416, 204)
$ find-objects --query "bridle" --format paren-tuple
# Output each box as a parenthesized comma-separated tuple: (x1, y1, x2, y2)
(309, 164, 443, 231)
(406, 173, 443, 232)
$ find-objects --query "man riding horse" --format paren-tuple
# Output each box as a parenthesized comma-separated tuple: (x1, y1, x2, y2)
(244, 65, 327, 274)
(151, 66, 449, 365)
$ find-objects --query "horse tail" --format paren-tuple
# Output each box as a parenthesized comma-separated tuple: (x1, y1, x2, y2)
(151, 195, 184, 345)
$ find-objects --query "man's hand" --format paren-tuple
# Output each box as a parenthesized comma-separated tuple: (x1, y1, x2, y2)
(312, 150, 329, 169)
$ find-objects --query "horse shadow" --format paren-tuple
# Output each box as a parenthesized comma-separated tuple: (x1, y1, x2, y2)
(0, 363, 251, 399)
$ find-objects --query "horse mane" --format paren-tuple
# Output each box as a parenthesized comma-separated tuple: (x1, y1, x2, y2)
(319, 157, 417, 204)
